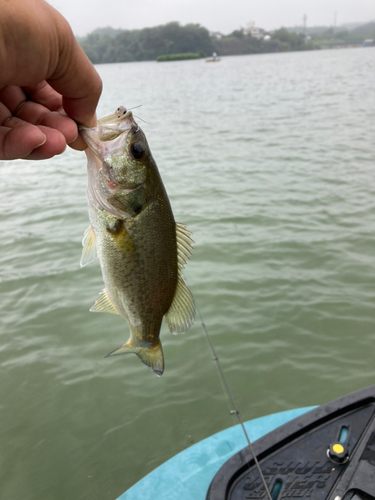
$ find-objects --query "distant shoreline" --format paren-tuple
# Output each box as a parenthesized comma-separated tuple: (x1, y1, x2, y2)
(78, 21, 375, 65)
(88, 45, 374, 68)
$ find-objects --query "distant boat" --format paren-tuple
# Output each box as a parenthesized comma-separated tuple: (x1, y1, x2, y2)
(206, 52, 220, 63)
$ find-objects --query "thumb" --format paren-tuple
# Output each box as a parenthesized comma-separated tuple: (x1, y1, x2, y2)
(46, 12, 102, 127)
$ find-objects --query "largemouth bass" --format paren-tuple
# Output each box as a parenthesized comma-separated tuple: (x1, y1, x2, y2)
(79, 107, 195, 376)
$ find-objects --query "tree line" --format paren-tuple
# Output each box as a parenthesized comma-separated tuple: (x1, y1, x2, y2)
(79, 23, 214, 64)
(214, 28, 316, 56)
(78, 21, 371, 65)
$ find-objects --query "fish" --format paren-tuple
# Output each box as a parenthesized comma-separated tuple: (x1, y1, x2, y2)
(79, 107, 196, 376)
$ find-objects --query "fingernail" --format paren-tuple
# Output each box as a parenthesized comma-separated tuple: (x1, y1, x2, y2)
(67, 131, 79, 144)
(35, 134, 47, 148)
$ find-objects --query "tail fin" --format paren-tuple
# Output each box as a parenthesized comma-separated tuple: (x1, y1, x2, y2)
(105, 339, 164, 376)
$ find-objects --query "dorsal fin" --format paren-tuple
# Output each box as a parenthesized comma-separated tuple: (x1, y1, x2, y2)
(166, 223, 196, 334)
(176, 222, 194, 272)
(165, 276, 196, 334)
(90, 289, 119, 315)
(80, 225, 97, 267)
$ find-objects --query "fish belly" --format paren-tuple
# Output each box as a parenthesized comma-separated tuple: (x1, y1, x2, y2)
(89, 199, 178, 345)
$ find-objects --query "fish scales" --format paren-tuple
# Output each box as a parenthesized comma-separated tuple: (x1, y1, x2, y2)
(80, 107, 195, 376)
(90, 183, 178, 331)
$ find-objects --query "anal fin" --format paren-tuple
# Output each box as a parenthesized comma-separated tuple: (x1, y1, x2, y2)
(90, 289, 119, 315)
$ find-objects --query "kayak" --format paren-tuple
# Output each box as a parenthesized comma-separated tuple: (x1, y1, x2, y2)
(117, 385, 375, 499)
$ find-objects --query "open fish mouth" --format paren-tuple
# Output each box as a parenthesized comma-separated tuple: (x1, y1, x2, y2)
(80, 108, 142, 218)
(80, 107, 137, 145)
(79, 109, 137, 188)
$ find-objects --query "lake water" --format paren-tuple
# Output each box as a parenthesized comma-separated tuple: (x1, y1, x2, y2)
(0, 47, 374, 499)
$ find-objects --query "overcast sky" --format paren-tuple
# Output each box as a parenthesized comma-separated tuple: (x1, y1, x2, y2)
(48, 0, 374, 37)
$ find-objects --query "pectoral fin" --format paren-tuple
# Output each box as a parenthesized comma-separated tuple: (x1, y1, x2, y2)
(165, 276, 196, 334)
(80, 225, 97, 267)
(105, 339, 164, 376)
(90, 289, 119, 315)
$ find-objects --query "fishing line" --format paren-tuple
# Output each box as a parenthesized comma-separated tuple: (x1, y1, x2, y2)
(194, 299, 273, 500)
(128, 105, 148, 124)
(134, 115, 147, 124)
(128, 104, 143, 111)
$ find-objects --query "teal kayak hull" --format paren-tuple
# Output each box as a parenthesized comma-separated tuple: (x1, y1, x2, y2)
(117, 407, 314, 500)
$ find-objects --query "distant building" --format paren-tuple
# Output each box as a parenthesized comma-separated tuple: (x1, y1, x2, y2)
(210, 31, 223, 39)
(363, 39, 374, 47)
(243, 22, 265, 39)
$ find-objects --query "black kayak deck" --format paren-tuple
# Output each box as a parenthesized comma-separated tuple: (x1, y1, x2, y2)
(207, 385, 375, 500)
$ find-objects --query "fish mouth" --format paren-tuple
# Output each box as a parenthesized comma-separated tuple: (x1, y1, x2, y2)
(81, 109, 140, 192)
(81, 107, 141, 217)
(81, 123, 132, 193)
(80, 109, 137, 146)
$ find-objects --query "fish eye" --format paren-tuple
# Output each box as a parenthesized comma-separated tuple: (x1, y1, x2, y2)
(130, 142, 145, 160)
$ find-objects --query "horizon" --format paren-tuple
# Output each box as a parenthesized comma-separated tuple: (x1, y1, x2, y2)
(48, 0, 375, 38)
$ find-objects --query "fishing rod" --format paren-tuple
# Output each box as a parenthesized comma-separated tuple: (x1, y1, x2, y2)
(195, 300, 273, 500)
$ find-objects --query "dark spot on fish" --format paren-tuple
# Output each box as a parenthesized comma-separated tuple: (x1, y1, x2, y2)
(130, 142, 145, 160)
(132, 203, 143, 215)
(106, 219, 123, 235)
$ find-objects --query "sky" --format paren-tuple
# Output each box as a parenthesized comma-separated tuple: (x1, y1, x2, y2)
(49, 0, 374, 37)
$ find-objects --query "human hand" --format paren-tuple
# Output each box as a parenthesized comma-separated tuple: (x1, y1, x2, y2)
(0, 0, 102, 161)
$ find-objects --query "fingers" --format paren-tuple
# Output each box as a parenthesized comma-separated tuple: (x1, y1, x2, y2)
(0, 84, 86, 155)
(21, 83, 89, 149)
(0, 0, 102, 161)
(36, 111, 87, 151)
(0, 118, 67, 160)
(0, 112, 67, 161)
(0, 123, 46, 160)
(23, 81, 63, 111)
(0, 101, 44, 160)
(25, 125, 66, 160)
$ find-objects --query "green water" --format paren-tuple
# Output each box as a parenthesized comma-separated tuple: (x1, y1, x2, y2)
(0, 48, 374, 499)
